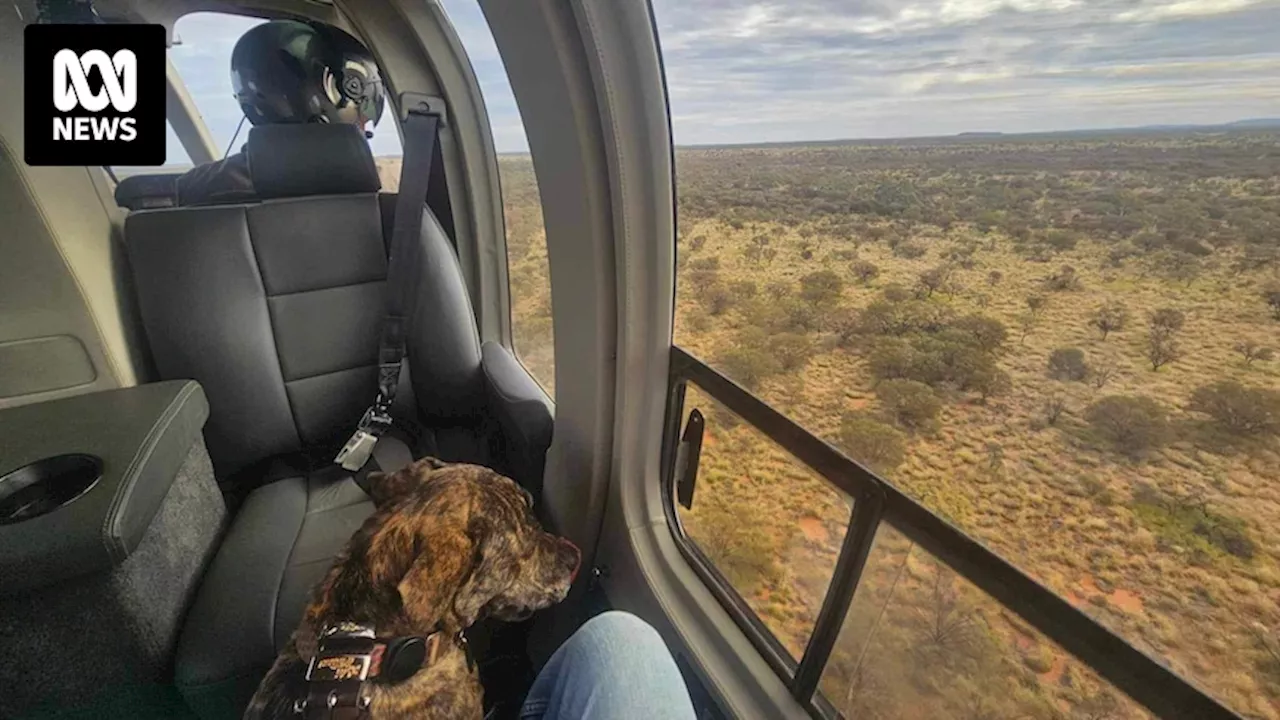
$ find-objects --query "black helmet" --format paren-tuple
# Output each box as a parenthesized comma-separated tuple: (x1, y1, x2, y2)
(230, 20, 385, 130)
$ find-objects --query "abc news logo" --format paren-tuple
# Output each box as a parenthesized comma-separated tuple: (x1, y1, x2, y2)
(25, 24, 165, 166)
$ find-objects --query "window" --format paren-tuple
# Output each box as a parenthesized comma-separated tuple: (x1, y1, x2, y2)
(653, 0, 1278, 716)
(677, 384, 851, 662)
(170, 13, 266, 156)
(110, 122, 192, 177)
(440, 0, 554, 396)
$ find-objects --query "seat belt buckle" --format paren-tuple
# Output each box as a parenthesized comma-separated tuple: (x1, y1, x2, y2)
(334, 405, 393, 471)
(335, 430, 378, 472)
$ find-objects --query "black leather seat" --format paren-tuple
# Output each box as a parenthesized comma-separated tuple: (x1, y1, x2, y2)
(122, 124, 552, 718)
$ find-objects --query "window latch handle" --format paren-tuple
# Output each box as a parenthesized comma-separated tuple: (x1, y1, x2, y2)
(674, 408, 705, 510)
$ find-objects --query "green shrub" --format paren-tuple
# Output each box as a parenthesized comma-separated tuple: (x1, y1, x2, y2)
(716, 332, 780, 390)
(838, 414, 907, 474)
(1189, 380, 1280, 436)
(1149, 307, 1186, 333)
(877, 379, 941, 429)
(700, 283, 733, 316)
(1043, 264, 1081, 291)
(1048, 347, 1089, 381)
(1131, 490, 1257, 560)
(799, 269, 844, 305)
(772, 332, 815, 372)
(1086, 395, 1169, 455)
(1090, 301, 1129, 340)
(685, 256, 720, 287)
(1043, 229, 1078, 251)
(953, 313, 1007, 353)
(688, 500, 779, 590)
(727, 279, 758, 303)
(893, 240, 927, 259)
(851, 260, 880, 284)
(1264, 286, 1280, 320)
(916, 265, 952, 298)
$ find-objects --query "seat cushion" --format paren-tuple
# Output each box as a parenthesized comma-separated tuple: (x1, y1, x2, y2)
(173, 440, 411, 719)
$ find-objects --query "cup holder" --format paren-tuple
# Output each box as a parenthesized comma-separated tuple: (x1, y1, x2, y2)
(0, 454, 103, 525)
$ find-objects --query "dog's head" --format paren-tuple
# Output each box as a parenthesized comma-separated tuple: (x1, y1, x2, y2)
(332, 460, 580, 632)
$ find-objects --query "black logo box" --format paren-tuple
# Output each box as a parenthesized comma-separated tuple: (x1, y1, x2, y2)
(25, 24, 167, 167)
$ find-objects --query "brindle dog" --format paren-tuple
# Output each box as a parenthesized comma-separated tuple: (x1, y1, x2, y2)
(244, 458, 581, 719)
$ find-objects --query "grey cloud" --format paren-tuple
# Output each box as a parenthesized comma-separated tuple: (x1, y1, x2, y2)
(646, 0, 1280, 144)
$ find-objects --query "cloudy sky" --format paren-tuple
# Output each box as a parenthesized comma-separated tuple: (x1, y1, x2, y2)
(162, 0, 1279, 163)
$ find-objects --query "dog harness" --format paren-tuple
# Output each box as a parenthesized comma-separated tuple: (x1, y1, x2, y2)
(294, 621, 464, 719)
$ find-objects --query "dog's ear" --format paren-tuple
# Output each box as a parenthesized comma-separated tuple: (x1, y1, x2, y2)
(396, 524, 476, 629)
(451, 516, 521, 626)
(364, 466, 420, 508)
(399, 515, 521, 629)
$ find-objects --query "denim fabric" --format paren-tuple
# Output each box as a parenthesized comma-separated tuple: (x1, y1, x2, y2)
(519, 611, 697, 720)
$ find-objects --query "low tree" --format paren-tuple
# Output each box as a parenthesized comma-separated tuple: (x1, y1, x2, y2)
(685, 256, 720, 288)
(1026, 293, 1048, 316)
(968, 366, 1011, 403)
(1017, 313, 1037, 345)
(1149, 307, 1186, 334)
(699, 282, 733, 316)
(1044, 395, 1068, 426)
(877, 379, 942, 429)
(916, 265, 952, 298)
(1048, 347, 1089, 381)
(1234, 340, 1275, 366)
(839, 414, 907, 474)
(1043, 229, 1078, 252)
(772, 332, 814, 372)
(716, 329, 779, 390)
(954, 313, 1008, 353)
(1043, 264, 1081, 291)
(1090, 301, 1129, 340)
(1089, 363, 1117, 391)
(1146, 328, 1181, 371)
(986, 270, 1003, 286)
(893, 240, 927, 259)
(851, 260, 880, 285)
(1086, 395, 1169, 455)
(727, 279, 758, 303)
(799, 269, 844, 306)
(1189, 380, 1280, 436)
(1265, 285, 1280, 321)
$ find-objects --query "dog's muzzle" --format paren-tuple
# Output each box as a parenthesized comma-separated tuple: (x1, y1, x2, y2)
(294, 621, 462, 718)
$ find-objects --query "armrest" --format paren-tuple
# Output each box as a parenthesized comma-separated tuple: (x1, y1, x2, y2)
(480, 342, 553, 495)
(0, 380, 210, 595)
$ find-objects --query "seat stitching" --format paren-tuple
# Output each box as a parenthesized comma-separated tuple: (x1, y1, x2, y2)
(266, 277, 386, 300)
(242, 212, 306, 444)
(284, 362, 378, 384)
(270, 479, 309, 651)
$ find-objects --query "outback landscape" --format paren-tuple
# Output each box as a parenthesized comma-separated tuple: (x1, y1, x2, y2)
(492, 128, 1280, 719)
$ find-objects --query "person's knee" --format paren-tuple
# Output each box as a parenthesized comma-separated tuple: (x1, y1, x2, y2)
(568, 611, 670, 665)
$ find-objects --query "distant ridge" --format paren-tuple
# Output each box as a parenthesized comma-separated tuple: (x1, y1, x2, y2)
(680, 118, 1280, 150)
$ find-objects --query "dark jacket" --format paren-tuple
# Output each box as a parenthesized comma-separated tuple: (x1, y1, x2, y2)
(175, 151, 255, 206)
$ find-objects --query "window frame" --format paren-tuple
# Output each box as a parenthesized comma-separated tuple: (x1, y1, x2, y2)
(661, 345, 1240, 720)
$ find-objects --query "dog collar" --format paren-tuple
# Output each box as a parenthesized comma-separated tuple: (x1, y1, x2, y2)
(294, 621, 462, 719)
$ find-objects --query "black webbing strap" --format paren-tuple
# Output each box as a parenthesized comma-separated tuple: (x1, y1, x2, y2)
(335, 109, 441, 471)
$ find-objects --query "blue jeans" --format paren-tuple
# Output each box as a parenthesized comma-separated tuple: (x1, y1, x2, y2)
(519, 611, 697, 720)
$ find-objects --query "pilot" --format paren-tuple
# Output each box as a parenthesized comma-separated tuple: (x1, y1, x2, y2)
(175, 19, 385, 206)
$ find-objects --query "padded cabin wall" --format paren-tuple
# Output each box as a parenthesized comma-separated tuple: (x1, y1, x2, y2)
(0, 10, 147, 407)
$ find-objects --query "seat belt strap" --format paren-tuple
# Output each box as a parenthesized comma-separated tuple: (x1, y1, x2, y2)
(335, 108, 441, 472)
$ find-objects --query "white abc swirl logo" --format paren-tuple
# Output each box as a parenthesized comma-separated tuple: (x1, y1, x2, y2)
(53, 49, 137, 113)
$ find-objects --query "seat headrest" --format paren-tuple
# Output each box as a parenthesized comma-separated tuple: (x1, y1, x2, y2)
(246, 123, 381, 199)
(114, 173, 181, 210)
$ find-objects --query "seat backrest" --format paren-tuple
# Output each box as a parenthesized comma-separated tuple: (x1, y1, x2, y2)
(124, 124, 485, 477)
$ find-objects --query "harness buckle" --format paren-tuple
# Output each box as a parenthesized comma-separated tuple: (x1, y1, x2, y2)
(333, 404, 393, 471)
